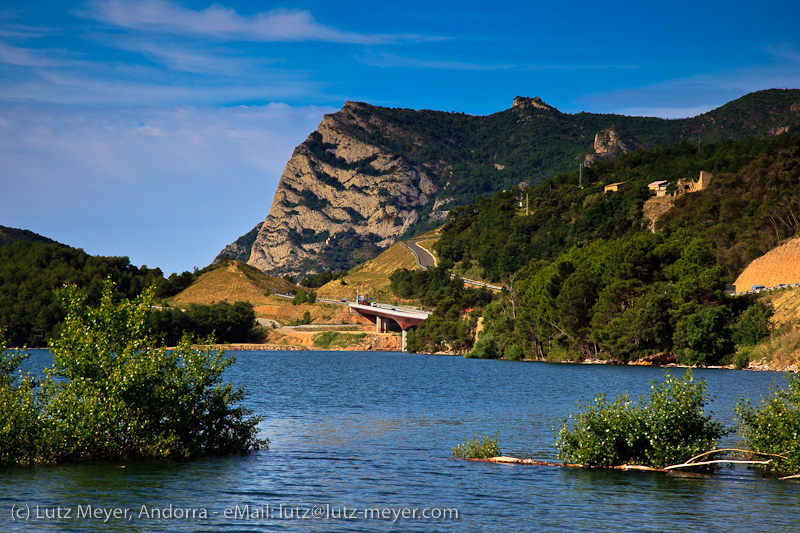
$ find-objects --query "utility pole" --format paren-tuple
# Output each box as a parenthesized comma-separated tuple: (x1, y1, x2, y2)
(526, 192, 529, 216)
(579, 164, 583, 188)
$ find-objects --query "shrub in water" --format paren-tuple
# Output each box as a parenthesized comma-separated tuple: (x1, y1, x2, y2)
(0, 280, 265, 465)
(735, 373, 800, 474)
(452, 432, 501, 459)
(556, 371, 724, 469)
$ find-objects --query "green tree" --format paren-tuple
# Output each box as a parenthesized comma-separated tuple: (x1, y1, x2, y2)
(736, 373, 800, 474)
(292, 288, 308, 305)
(732, 301, 773, 347)
(673, 304, 734, 365)
(0, 280, 265, 465)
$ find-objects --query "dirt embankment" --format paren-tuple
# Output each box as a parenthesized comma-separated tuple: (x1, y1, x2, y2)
(253, 299, 370, 326)
(735, 238, 800, 292)
(642, 196, 675, 232)
(266, 329, 402, 351)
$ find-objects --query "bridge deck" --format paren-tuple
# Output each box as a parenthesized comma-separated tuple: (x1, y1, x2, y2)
(349, 303, 430, 331)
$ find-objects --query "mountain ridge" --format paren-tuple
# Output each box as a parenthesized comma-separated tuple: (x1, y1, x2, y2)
(0, 226, 61, 247)
(218, 89, 800, 278)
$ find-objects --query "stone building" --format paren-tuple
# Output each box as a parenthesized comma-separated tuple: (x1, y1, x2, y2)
(674, 171, 712, 197)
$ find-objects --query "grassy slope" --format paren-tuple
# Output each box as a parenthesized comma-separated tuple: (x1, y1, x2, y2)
(315, 240, 422, 301)
(167, 261, 394, 348)
(168, 261, 299, 307)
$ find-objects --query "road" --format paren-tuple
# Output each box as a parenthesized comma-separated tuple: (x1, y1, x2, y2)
(403, 239, 503, 291)
(404, 240, 437, 269)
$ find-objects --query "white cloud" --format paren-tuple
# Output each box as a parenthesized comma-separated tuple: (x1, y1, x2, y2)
(358, 52, 638, 72)
(576, 58, 800, 118)
(85, 0, 435, 45)
(359, 52, 513, 71)
(113, 39, 280, 75)
(0, 42, 75, 67)
(0, 59, 327, 107)
(764, 43, 800, 63)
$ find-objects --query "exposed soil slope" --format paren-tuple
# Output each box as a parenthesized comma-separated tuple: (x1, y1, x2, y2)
(734, 237, 800, 292)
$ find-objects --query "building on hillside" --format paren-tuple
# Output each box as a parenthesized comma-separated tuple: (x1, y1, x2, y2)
(674, 171, 712, 197)
(647, 180, 669, 197)
(604, 181, 628, 193)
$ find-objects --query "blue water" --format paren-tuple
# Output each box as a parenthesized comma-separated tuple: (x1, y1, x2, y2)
(2, 350, 798, 532)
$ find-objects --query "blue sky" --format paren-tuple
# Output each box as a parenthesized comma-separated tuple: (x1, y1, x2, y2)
(2, 0, 799, 275)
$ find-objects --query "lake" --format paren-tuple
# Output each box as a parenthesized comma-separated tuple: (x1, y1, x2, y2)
(2, 350, 798, 532)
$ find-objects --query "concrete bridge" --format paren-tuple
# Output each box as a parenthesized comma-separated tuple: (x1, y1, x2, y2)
(349, 303, 431, 351)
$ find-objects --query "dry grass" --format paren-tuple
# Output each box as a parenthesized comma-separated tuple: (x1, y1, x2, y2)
(752, 325, 800, 370)
(768, 286, 800, 326)
(734, 237, 800, 292)
(168, 261, 299, 307)
(751, 286, 800, 369)
(316, 229, 444, 301)
(316, 241, 421, 301)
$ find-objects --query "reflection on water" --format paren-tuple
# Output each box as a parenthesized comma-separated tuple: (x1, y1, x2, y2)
(2, 350, 798, 532)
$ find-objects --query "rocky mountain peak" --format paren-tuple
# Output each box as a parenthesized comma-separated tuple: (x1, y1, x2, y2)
(232, 105, 438, 278)
(512, 96, 556, 111)
(584, 125, 644, 166)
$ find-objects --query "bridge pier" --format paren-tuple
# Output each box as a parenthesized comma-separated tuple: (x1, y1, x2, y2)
(348, 303, 430, 353)
(375, 316, 389, 333)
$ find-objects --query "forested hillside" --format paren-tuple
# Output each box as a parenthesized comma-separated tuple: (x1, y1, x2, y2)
(435, 134, 800, 282)
(0, 241, 256, 347)
(403, 133, 800, 365)
(0, 241, 163, 346)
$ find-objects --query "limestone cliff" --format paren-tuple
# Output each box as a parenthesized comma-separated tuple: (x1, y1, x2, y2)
(240, 102, 439, 277)
(584, 125, 644, 165)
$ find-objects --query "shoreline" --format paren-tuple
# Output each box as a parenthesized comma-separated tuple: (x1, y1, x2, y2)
(208, 344, 799, 372)
(12, 343, 797, 372)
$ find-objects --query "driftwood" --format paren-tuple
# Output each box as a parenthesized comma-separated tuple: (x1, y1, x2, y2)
(664, 448, 788, 471)
(466, 456, 572, 467)
(462, 448, 798, 479)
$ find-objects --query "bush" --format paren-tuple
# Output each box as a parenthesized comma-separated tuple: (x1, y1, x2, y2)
(0, 336, 43, 465)
(735, 373, 800, 474)
(293, 310, 311, 326)
(0, 281, 266, 465)
(312, 331, 367, 349)
(148, 301, 255, 346)
(467, 333, 499, 359)
(291, 288, 317, 306)
(504, 343, 526, 361)
(452, 432, 501, 459)
(731, 345, 753, 370)
(556, 371, 725, 468)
